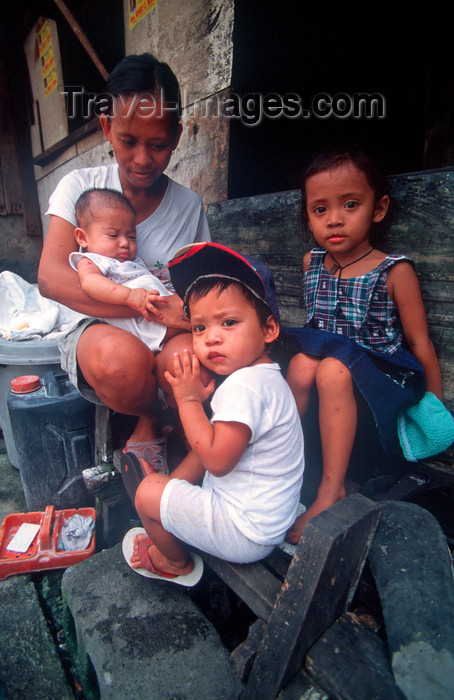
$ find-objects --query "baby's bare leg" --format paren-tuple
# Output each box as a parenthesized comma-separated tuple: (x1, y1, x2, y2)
(286, 357, 355, 543)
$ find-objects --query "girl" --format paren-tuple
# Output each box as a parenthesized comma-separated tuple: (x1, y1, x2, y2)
(38, 53, 211, 468)
(285, 147, 443, 542)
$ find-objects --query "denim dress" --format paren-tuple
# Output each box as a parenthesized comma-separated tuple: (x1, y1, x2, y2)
(283, 249, 425, 454)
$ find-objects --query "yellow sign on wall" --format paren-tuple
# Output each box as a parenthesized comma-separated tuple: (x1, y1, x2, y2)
(129, 0, 158, 30)
(37, 19, 57, 97)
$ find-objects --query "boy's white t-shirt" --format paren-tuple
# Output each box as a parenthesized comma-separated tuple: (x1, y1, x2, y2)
(68, 251, 172, 352)
(203, 362, 305, 545)
(46, 164, 211, 286)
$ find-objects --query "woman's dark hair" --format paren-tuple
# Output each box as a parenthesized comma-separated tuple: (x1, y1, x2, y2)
(106, 53, 181, 131)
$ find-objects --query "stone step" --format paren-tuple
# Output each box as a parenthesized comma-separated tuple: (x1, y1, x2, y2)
(62, 543, 243, 699)
(0, 576, 73, 699)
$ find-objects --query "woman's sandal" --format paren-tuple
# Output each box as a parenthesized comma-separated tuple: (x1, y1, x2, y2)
(120, 452, 145, 504)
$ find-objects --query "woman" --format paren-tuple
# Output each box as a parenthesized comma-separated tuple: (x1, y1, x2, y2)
(38, 53, 211, 467)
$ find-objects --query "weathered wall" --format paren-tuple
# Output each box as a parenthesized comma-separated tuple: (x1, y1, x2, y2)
(124, 0, 233, 204)
(0, 47, 42, 283)
(33, 0, 233, 243)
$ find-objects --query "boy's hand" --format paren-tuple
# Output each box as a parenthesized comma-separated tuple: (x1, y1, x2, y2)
(164, 349, 216, 406)
(127, 288, 169, 321)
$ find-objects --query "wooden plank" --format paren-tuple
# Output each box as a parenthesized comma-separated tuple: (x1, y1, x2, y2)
(207, 189, 312, 328)
(199, 552, 282, 622)
(230, 619, 266, 683)
(242, 494, 381, 700)
(305, 612, 406, 700)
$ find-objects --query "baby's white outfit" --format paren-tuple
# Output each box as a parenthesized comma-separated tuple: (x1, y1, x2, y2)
(69, 251, 172, 352)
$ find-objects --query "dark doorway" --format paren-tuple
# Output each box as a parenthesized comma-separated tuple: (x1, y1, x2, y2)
(228, 1, 453, 198)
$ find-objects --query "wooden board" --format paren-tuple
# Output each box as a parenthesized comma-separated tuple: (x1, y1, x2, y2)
(306, 612, 406, 700)
(241, 494, 381, 699)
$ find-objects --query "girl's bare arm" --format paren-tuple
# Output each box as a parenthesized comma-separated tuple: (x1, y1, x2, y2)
(388, 262, 443, 399)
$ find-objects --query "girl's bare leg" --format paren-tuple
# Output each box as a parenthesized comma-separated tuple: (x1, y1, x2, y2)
(286, 352, 320, 416)
(77, 324, 160, 443)
(286, 357, 356, 543)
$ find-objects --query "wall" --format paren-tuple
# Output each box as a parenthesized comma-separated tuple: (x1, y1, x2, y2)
(124, 0, 233, 204)
(0, 35, 42, 283)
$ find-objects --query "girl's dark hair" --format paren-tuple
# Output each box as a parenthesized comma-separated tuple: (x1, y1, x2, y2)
(303, 145, 389, 203)
(106, 53, 181, 131)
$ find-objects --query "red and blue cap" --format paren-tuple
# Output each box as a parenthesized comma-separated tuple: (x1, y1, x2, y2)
(168, 242, 280, 321)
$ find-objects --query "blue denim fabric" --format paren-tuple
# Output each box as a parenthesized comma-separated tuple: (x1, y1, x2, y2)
(281, 327, 425, 453)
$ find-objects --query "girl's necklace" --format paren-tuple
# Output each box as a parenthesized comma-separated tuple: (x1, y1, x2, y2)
(328, 247, 375, 318)
(328, 247, 375, 278)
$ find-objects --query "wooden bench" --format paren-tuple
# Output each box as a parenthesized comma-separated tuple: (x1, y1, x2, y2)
(201, 493, 381, 698)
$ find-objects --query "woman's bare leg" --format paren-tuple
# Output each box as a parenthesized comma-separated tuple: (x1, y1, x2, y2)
(77, 324, 160, 442)
(286, 357, 356, 543)
(155, 332, 213, 408)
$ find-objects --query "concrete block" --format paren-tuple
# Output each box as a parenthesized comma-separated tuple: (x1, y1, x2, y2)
(0, 576, 73, 699)
(62, 543, 243, 699)
(368, 501, 454, 700)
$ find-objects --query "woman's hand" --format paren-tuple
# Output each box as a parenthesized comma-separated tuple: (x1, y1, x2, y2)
(127, 288, 169, 321)
(152, 293, 191, 331)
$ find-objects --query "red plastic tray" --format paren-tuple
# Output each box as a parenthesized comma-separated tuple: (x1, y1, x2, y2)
(0, 505, 96, 580)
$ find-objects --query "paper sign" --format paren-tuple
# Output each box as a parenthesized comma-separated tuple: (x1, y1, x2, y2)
(129, 0, 158, 30)
(7, 523, 40, 553)
(37, 19, 57, 97)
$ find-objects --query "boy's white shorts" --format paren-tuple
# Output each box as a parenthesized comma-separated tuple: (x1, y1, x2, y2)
(160, 478, 275, 564)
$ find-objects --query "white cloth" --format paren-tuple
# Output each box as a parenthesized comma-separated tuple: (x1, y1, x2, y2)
(46, 164, 211, 286)
(69, 252, 172, 351)
(197, 363, 304, 546)
(0, 271, 83, 341)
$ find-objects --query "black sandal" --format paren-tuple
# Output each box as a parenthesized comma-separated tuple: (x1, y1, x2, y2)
(120, 452, 145, 504)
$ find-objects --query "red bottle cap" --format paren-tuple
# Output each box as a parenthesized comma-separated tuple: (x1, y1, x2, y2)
(10, 375, 41, 394)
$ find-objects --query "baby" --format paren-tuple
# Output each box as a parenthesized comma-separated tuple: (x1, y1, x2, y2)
(70, 187, 181, 354)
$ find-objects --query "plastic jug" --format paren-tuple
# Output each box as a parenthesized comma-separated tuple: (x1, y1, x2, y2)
(7, 371, 96, 510)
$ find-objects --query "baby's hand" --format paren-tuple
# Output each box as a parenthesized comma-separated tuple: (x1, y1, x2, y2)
(164, 349, 215, 406)
(127, 288, 168, 321)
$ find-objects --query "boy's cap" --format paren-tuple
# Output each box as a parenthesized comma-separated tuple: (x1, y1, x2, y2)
(168, 242, 280, 321)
